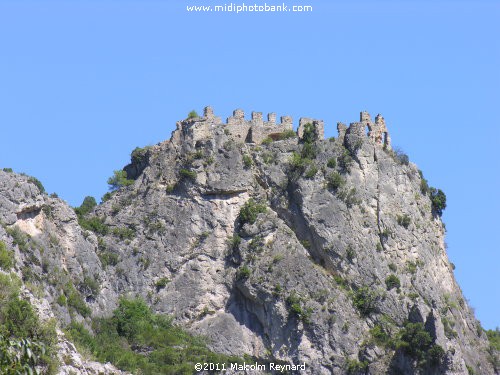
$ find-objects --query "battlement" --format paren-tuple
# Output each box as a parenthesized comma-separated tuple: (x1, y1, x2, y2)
(339, 111, 391, 149)
(170, 107, 391, 149)
(171, 106, 298, 145)
(225, 108, 293, 128)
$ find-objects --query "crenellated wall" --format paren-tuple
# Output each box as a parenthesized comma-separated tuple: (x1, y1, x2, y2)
(171, 107, 296, 145)
(343, 111, 391, 149)
(170, 107, 391, 149)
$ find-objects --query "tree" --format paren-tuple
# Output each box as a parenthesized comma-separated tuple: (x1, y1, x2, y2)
(74, 196, 97, 217)
(187, 110, 199, 119)
(430, 188, 446, 216)
(107, 170, 134, 191)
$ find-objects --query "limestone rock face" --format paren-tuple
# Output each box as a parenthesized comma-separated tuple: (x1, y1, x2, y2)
(0, 112, 496, 374)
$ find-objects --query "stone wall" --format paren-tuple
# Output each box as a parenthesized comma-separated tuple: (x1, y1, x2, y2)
(337, 122, 347, 144)
(172, 107, 296, 146)
(341, 111, 391, 150)
(171, 107, 391, 150)
(298, 118, 324, 141)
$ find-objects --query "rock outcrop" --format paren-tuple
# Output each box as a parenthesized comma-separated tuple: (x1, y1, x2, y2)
(0, 109, 497, 374)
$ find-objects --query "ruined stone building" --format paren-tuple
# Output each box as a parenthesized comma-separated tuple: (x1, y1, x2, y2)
(170, 106, 391, 149)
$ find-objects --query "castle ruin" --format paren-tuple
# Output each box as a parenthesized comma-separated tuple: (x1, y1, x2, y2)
(170, 106, 391, 149)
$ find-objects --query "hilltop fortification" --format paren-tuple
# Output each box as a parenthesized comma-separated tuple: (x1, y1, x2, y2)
(171, 106, 392, 149)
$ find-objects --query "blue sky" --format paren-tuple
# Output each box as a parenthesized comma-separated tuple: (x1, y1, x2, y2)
(0, 0, 498, 329)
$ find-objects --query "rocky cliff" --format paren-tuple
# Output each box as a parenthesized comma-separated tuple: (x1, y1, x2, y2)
(0, 110, 497, 374)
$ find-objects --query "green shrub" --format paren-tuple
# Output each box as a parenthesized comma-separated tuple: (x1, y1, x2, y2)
(301, 123, 316, 144)
(486, 328, 500, 351)
(0, 241, 14, 270)
(442, 317, 458, 339)
(239, 199, 267, 225)
(223, 140, 235, 151)
(112, 226, 136, 240)
(397, 214, 411, 228)
(4, 298, 38, 338)
(248, 236, 265, 253)
(418, 170, 446, 216)
(338, 148, 353, 172)
(138, 257, 151, 270)
(430, 188, 447, 216)
(388, 263, 397, 272)
(397, 322, 432, 357)
(273, 283, 283, 296)
(2, 167, 13, 173)
(101, 191, 113, 202)
(98, 251, 119, 267)
(27, 176, 45, 194)
(304, 165, 318, 178)
(191, 150, 204, 160)
(165, 183, 176, 194)
(187, 110, 199, 119)
(351, 286, 378, 316)
(396, 321, 446, 367)
(5, 226, 29, 253)
(179, 168, 196, 181)
(237, 265, 251, 280)
(79, 216, 109, 236)
(419, 170, 430, 195)
(107, 170, 134, 191)
(82, 276, 100, 297)
(228, 235, 241, 251)
(66, 298, 243, 374)
(242, 154, 253, 168)
(420, 180, 429, 195)
(385, 274, 401, 291)
(204, 155, 215, 165)
(155, 277, 170, 291)
(327, 172, 345, 191)
(277, 130, 296, 140)
(393, 147, 410, 165)
(301, 142, 317, 159)
(333, 274, 349, 290)
(0, 274, 57, 373)
(327, 158, 337, 168)
(288, 152, 313, 181)
(261, 151, 274, 164)
(261, 137, 273, 145)
(0, 334, 48, 374)
(57, 294, 67, 306)
(486, 328, 500, 372)
(74, 196, 97, 217)
(289, 152, 306, 169)
(65, 321, 97, 354)
(337, 187, 359, 207)
(370, 324, 391, 346)
(345, 358, 368, 374)
(406, 261, 418, 274)
(346, 245, 356, 262)
(427, 344, 446, 366)
(64, 283, 91, 317)
(285, 292, 312, 324)
(380, 227, 392, 240)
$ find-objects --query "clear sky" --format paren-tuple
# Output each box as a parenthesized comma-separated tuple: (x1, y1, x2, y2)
(0, 0, 498, 329)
